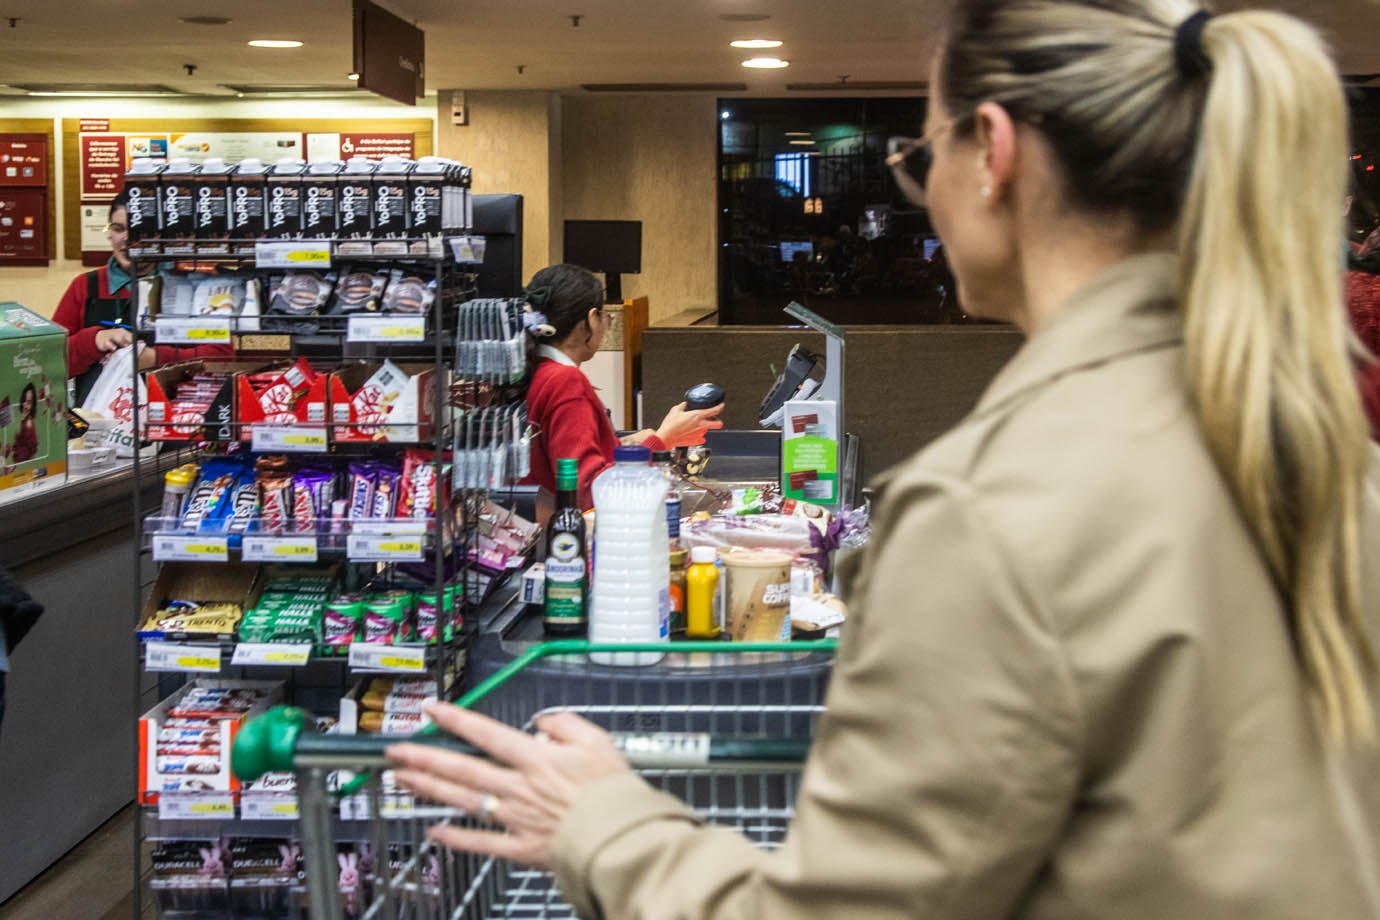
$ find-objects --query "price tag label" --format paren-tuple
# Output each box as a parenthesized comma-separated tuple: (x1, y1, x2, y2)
(241, 798, 299, 821)
(158, 793, 236, 821)
(146, 642, 223, 673)
(242, 535, 318, 563)
(347, 533, 424, 562)
(255, 239, 333, 269)
(251, 426, 328, 453)
(347, 314, 426, 343)
(348, 643, 427, 672)
(231, 643, 313, 667)
(154, 317, 233, 345)
(152, 535, 229, 562)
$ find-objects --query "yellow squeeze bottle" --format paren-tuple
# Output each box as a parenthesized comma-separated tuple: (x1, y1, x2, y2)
(685, 546, 721, 639)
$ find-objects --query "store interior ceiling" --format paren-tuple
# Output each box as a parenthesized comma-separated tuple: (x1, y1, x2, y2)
(0, 0, 1375, 100)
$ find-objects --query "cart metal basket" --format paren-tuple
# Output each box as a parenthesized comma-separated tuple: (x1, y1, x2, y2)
(232, 639, 836, 919)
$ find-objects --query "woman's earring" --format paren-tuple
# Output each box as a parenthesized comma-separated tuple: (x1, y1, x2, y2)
(979, 186, 992, 199)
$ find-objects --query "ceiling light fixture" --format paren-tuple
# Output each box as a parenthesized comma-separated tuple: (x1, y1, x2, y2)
(179, 15, 232, 25)
(784, 131, 811, 137)
(247, 39, 303, 48)
(742, 57, 789, 69)
(789, 139, 816, 145)
(27, 90, 183, 97)
(730, 39, 782, 49)
(347, 72, 360, 80)
(720, 13, 770, 22)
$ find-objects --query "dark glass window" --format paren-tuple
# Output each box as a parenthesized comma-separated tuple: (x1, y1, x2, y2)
(717, 97, 969, 326)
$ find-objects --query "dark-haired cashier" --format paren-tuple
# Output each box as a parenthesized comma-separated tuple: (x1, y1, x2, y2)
(52, 190, 233, 404)
(522, 263, 724, 510)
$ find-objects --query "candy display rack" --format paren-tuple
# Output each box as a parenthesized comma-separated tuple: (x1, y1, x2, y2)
(123, 220, 535, 917)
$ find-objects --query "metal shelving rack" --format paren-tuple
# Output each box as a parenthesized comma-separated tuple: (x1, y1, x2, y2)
(125, 232, 482, 919)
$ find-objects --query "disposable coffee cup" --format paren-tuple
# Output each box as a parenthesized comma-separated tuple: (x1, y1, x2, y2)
(721, 549, 793, 642)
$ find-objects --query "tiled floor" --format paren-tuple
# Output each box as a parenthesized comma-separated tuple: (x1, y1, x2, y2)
(0, 806, 150, 920)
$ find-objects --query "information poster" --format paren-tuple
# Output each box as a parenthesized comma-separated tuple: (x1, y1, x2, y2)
(0, 134, 47, 187)
(305, 132, 414, 162)
(0, 189, 48, 261)
(167, 131, 303, 163)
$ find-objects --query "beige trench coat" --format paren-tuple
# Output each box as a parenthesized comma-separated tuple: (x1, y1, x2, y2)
(550, 254, 1380, 919)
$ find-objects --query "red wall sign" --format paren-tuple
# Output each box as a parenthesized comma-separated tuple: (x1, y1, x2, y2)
(0, 135, 47, 187)
(0, 189, 48, 262)
(339, 133, 414, 160)
(80, 134, 126, 199)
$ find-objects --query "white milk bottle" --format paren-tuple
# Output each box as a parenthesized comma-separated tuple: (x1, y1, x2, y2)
(590, 445, 670, 665)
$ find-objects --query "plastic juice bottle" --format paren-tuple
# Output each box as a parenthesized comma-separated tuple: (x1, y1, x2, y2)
(544, 458, 588, 636)
(685, 546, 721, 639)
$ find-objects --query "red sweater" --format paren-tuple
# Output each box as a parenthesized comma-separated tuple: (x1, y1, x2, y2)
(52, 265, 234, 376)
(525, 357, 665, 509)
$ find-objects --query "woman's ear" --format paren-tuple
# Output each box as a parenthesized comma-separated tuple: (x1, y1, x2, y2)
(972, 101, 1018, 200)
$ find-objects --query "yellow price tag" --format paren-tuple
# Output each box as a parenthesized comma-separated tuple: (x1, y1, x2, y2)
(271, 803, 297, 815)
(185, 328, 231, 342)
(185, 543, 225, 555)
(273, 543, 315, 557)
(263, 651, 303, 664)
(379, 656, 425, 671)
(282, 433, 327, 447)
(189, 802, 234, 816)
(378, 326, 417, 338)
(177, 655, 221, 670)
(379, 541, 422, 554)
(287, 249, 331, 264)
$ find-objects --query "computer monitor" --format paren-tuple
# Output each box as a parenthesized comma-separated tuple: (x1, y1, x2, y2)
(563, 219, 642, 303)
(779, 241, 814, 262)
(471, 194, 524, 298)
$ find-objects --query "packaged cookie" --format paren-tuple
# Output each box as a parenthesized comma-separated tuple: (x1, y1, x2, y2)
(380, 270, 436, 314)
(192, 276, 246, 316)
(327, 267, 387, 315)
(265, 271, 334, 333)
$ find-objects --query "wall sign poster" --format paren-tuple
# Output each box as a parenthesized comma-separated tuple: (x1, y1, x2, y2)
(80, 134, 125, 198)
(0, 135, 47, 187)
(306, 133, 414, 161)
(168, 132, 304, 163)
(0, 189, 48, 262)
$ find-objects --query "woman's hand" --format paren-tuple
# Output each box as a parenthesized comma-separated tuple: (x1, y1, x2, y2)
(387, 704, 631, 870)
(95, 326, 133, 353)
(656, 401, 725, 449)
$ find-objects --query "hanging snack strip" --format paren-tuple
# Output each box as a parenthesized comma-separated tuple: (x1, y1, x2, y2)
(451, 404, 533, 491)
(454, 298, 528, 384)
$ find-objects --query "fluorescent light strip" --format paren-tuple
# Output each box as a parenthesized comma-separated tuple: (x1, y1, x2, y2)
(248, 39, 303, 48)
(731, 39, 783, 49)
(742, 58, 789, 69)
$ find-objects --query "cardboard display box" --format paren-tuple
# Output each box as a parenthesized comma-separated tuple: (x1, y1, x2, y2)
(138, 562, 261, 642)
(327, 360, 439, 443)
(0, 303, 66, 492)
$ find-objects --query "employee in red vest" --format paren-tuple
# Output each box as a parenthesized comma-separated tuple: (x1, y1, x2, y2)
(52, 190, 233, 404)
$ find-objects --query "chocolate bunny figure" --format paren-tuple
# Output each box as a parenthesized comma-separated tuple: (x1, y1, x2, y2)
(198, 845, 225, 878)
(338, 851, 360, 915)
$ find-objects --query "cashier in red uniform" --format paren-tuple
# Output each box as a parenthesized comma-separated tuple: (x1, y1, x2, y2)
(522, 263, 724, 510)
(52, 190, 234, 405)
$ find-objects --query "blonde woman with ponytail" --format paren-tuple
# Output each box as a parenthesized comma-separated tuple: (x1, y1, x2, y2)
(388, 3, 1380, 916)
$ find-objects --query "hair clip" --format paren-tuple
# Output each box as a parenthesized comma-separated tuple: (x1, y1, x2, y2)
(522, 307, 557, 338)
(523, 285, 551, 309)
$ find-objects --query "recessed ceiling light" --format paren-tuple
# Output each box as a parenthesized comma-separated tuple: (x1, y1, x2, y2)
(179, 15, 232, 25)
(731, 39, 782, 49)
(720, 13, 770, 22)
(742, 57, 789, 69)
(789, 139, 815, 145)
(247, 39, 303, 48)
(347, 72, 360, 81)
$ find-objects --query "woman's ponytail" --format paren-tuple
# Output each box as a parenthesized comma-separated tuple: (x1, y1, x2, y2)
(1178, 11, 1375, 743)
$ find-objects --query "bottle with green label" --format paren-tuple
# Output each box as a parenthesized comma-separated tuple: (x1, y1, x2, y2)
(544, 458, 588, 635)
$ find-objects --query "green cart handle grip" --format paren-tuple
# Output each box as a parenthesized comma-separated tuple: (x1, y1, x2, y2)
(232, 638, 837, 785)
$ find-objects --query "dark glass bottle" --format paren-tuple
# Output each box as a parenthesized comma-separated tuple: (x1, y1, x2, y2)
(543, 458, 588, 635)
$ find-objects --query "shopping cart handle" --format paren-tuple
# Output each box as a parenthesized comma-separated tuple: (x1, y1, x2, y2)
(232, 705, 311, 781)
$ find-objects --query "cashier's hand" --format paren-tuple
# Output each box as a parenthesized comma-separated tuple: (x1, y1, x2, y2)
(95, 326, 133, 353)
(657, 401, 725, 448)
(387, 704, 631, 870)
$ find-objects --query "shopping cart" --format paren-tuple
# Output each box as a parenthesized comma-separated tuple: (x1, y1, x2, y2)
(232, 638, 836, 919)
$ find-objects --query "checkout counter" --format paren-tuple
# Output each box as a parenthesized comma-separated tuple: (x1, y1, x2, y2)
(0, 460, 163, 902)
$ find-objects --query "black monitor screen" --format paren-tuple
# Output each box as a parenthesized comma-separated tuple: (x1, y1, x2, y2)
(563, 220, 642, 275)
(472, 194, 523, 298)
